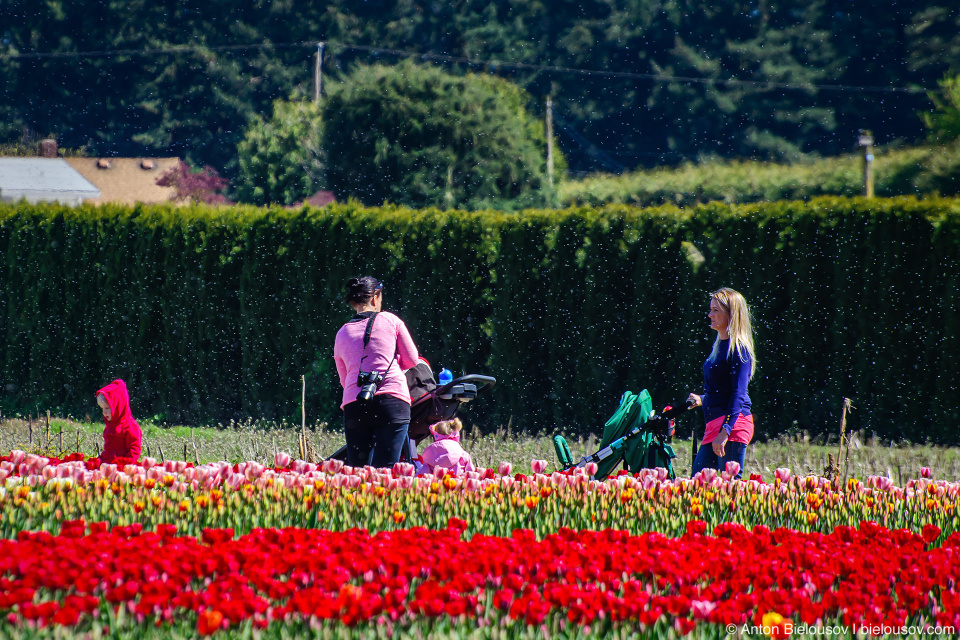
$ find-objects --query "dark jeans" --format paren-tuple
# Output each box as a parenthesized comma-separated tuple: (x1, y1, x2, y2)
(691, 440, 748, 479)
(344, 421, 409, 468)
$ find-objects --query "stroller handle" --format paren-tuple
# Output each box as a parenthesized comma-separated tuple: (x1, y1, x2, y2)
(658, 399, 696, 420)
(437, 374, 496, 398)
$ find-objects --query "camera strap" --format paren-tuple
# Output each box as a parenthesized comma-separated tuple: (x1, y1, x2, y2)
(361, 311, 379, 348)
(353, 310, 398, 369)
(351, 311, 379, 368)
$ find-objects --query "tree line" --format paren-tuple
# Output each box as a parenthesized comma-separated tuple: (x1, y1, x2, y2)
(2, 1, 959, 203)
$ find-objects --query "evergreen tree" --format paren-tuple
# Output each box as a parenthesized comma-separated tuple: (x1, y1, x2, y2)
(235, 100, 325, 206)
(323, 61, 559, 210)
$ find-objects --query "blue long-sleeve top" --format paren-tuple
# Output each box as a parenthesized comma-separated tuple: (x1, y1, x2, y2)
(701, 338, 752, 434)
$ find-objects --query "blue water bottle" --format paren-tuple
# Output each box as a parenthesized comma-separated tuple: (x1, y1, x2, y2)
(438, 368, 453, 386)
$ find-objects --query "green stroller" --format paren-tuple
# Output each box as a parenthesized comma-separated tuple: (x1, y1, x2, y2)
(553, 390, 693, 481)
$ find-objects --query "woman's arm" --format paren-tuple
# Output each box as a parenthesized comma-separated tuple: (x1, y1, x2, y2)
(333, 333, 348, 386)
(396, 321, 420, 370)
(722, 349, 752, 433)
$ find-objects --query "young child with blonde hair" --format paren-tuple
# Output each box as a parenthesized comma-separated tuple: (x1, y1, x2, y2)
(419, 417, 475, 475)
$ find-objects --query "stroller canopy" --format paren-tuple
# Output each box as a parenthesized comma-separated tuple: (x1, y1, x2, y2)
(595, 390, 654, 480)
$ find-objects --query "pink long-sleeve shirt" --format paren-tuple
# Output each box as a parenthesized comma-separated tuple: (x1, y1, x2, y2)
(420, 427, 475, 476)
(334, 311, 420, 408)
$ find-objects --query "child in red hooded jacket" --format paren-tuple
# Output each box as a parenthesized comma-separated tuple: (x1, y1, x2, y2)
(96, 379, 142, 465)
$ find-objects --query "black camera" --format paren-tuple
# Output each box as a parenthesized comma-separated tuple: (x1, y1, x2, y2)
(356, 370, 385, 402)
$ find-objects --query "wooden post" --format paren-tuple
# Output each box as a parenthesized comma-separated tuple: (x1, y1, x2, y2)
(859, 131, 874, 198)
(76, 428, 81, 453)
(183, 443, 188, 462)
(546, 97, 555, 189)
(691, 427, 698, 476)
(28, 414, 33, 446)
(45, 411, 50, 447)
(840, 398, 853, 486)
(302, 375, 307, 433)
(158, 443, 164, 464)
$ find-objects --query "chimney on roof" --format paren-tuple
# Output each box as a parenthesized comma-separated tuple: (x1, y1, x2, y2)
(39, 139, 58, 158)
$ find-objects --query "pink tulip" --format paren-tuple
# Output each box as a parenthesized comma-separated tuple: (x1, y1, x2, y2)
(141, 457, 156, 470)
(0, 462, 12, 473)
(724, 461, 741, 478)
(921, 467, 932, 479)
(584, 462, 598, 477)
(0, 470, 8, 482)
(274, 452, 292, 468)
(690, 600, 717, 619)
(693, 467, 716, 485)
(18, 464, 28, 477)
(465, 478, 481, 492)
(163, 460, 177, 473)
(497, 462, 512, 476)
(41, 466, 57, 481)
(386, 478, 400, 491)
(399, 476, 415, 489)
(392, 462, 416, 478)
(433, 467, 448, 480)
(530, 459, 548, 474)
(321, 459, 343, 475)
(774, 468, 792, 483)
(551, 472, 566, 487)
(9, 450, 25, 466)
(175, 461, 187, 473)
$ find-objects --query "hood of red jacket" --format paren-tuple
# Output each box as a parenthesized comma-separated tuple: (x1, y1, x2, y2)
(96, 379, 139, 432)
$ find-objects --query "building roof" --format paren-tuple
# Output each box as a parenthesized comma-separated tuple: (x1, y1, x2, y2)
(0, 157, 101, 205)
(65, 157, 180, 206)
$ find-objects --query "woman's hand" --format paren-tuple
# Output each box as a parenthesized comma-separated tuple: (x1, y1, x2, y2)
(687, 393, 702, 407)
(712, 429, 728, 457)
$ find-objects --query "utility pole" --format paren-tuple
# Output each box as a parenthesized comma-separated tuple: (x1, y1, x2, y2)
(546, 97, 555, 189)
(314, 42, 325, 103)
(858, 130, 874, 198)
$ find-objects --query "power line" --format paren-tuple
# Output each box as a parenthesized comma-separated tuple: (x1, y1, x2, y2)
(0, 39, 932, 95)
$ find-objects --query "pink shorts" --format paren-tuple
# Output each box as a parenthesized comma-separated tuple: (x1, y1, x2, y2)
(702, 413, 754, 446)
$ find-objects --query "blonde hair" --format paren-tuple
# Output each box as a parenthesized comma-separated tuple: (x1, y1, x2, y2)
(432, 417, 463, 436)
(709, 287, 757, 378)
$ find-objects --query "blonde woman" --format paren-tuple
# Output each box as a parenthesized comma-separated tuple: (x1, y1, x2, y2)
(687, 288, 756, 479)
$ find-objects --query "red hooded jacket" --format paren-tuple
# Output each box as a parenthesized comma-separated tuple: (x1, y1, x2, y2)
(96, 379, 142, 464)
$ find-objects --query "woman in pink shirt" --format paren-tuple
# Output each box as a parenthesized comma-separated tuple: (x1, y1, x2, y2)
(334, 277, 420, 467)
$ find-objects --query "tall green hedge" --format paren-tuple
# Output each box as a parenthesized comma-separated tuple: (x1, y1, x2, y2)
(2, 198, 959, 443)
